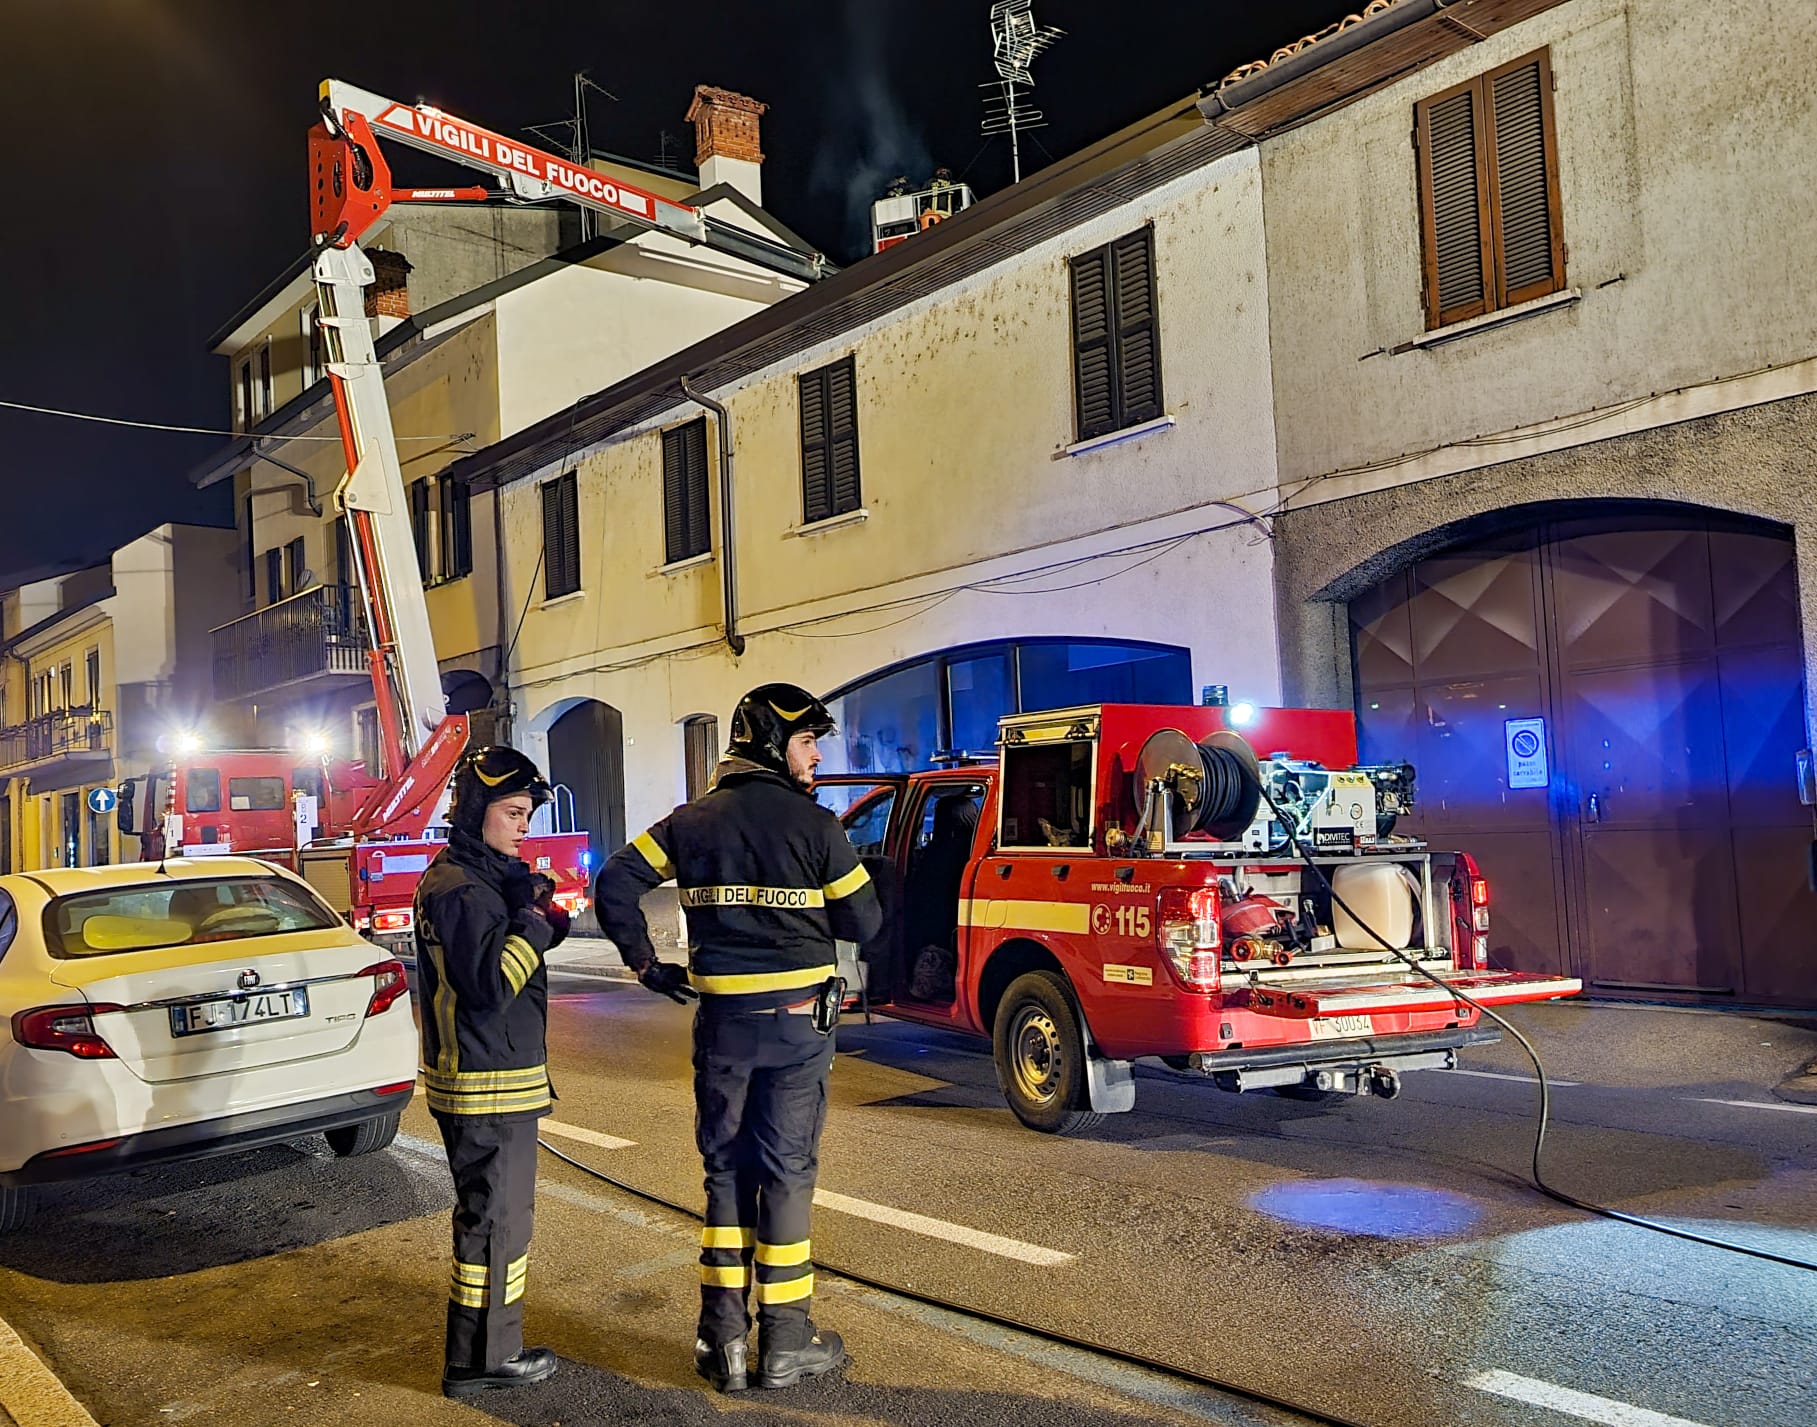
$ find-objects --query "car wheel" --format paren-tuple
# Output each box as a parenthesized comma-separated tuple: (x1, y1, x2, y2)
(325, 1112, 401, 1158)
(0, 1185, 37, 1235)
(992, 971, 1104, 1135)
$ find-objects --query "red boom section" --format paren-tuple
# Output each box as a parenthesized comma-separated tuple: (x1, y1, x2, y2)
(350, 715, 470, 840)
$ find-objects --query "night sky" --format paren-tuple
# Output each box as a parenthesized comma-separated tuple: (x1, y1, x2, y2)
(0, 0, 1345, 584)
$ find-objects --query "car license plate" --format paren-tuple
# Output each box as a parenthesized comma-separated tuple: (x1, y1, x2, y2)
(1308, 1013, 1374, 1040)
(169, 988, 309, 1037)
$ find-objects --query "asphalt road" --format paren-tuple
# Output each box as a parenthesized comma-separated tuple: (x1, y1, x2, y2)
(2, 980, 1813, 1427)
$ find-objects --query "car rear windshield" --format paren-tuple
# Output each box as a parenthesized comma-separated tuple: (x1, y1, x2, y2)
(44, 877, 341, 958)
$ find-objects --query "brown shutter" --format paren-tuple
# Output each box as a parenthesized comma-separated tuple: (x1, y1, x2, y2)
(1070, 247, 1116, 440)
(542, 473, 580, 598)
(1112, 229, 1163, 428)
(1487, 52, 1563, 306)
(827, 357, 861, 516)
(1418, 80, 1492, 328)
(662, 419, 711, 563)
(408, 479, 432, 577)
(799, 368, 831, 524)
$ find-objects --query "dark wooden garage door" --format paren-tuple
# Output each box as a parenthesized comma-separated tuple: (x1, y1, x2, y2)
(1350, 508, 1813, 1007)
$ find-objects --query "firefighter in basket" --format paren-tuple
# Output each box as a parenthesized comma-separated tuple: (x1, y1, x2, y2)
(415, 746, 571, 1398)
(596, 683, 883, 1394)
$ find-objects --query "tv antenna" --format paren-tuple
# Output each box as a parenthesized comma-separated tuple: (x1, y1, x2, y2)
(981, 0, 1064, 184)
(525, 71, 619, 239)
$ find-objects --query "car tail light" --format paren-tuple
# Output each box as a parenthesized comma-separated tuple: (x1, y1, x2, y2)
(12, 1004, 122, 1059)
(554, 891, 589, 914)
(40, 1137, 123, 1159)
(371, 907, 413, 934)
(1158, 886, 1221, 991)
(359, 960, 409, 1017)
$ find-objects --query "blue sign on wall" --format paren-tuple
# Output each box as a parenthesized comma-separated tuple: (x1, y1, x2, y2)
(87, 786, 118, 815)
(1504, 718, 1549, 790)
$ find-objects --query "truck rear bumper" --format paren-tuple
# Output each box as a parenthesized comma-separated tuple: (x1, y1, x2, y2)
(1176, 1025, 1501, 1094)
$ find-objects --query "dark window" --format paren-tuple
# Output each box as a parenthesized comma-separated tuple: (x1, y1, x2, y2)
(1019, 641, 1188, 713)
(335, 517, 354, 585)
(227, 776, 287, 811)
(303, 304, 323, 385)
(238, 362, 254, 431)
(1000, 742, 1093, 849)
(84, 647, 101, 709)
(407, 478, 432, 577)
(258, 344, 273, 416)
(683, 714, 719, 801)
(835, 786, 899, 858)
(264, 548, 283, 605)
(284, 536, 307, 593)
(1069, 228, 1163, 442)
(542, 472, 581, 599)
(798, 356, 861, 525)
(439, 474, 473, 579)
(662, 419, 712, 564)
(186, 768, 222, 814)
(243, 492, 257, 599)
(1416, 49, 1564, 329)
(947, 651, 1014, 756)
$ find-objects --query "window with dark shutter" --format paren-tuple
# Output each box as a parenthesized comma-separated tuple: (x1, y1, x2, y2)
(243, 492, 256, 600)
(1416, 50, 1563, 330)
(798, 356, 861, 525)
(542, 472, 581, 599)
(1069, 228, 1163, 441)
(285, 536, 307, 594)
(264, 548, 283, 606)
(408, 479, 432, 578)
(439, 474, 473, 579)
(661, 418, 712, 564)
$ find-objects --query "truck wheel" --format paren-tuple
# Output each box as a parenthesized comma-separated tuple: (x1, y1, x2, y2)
(325, 1111, 401, 1158)
(992, 972, 1104, 1135)
(0, 1184, 37, 1235)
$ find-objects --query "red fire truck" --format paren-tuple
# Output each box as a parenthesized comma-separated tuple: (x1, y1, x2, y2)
(821, 702, 1580, 1132)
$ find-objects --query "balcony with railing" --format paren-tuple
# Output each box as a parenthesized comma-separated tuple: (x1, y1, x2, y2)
(0, 706, 115, 786)
(212, 584, 371, 703)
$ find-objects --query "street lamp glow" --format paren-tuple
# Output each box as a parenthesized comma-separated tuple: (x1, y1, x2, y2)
(174, 732, 204, 756)
(301, 731, 331, 757)
(1229, 701, 1258, 728)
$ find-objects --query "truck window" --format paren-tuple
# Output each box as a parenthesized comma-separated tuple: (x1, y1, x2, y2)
(228, 776, 288, 811)
(187, 768, 222, 813)
(836, 788, 897, 857)
(1000, 742, 1092, 849)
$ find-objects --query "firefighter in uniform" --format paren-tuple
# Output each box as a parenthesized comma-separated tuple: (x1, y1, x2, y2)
(415, 747, 570, 1398)
(596, 683, 882, 1394)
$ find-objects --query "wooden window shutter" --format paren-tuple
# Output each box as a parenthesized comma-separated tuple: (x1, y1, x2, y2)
(799, 368, 829, 524)
(827, 357, 861, 516)
(1070, 246, 1116, 440)
(1417, 50, 1563, 329)
(663, 419, 711, 563)
(1486, 52, 1563, 307)
(439, 474, 472, 579)
(408, 479, 432, 578)
(1112, 229, 1163, 428)
(543, 472, 580, 598)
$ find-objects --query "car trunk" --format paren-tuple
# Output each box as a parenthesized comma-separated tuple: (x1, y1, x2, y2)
(50, 934, 376, 1084)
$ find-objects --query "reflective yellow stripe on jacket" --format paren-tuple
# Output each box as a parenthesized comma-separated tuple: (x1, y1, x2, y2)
(686, 963, 836, 996)
(422, 1064, 552, 1116)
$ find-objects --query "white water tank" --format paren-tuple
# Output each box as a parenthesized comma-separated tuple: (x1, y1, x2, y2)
(1330, 862, 1419, 951)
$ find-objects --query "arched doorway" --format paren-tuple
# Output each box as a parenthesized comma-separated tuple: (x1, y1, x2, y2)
(545, 699, 626, 865)
(1348, 503, 1812, 1007)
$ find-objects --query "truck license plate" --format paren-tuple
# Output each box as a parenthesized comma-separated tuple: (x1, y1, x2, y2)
(1308, 1014, 1373, 1040)
(170, 988, 309, 1037)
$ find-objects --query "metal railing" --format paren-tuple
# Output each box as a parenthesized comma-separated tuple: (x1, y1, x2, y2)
(211, 583, 370, 702)
(0, 707, 114, 773)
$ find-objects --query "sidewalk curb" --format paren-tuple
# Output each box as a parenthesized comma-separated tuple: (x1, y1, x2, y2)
(1775, 1060, 1817, 1106)
(0, 1313, 98, 1427)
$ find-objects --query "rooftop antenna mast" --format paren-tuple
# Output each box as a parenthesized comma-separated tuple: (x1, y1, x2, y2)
(981, 0, 1064, 184)
(525, 71, 619, 240)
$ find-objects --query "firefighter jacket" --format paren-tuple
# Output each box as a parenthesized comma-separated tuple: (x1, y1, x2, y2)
(596, 758, 884, 1011)
(414, 829, 559, 1118)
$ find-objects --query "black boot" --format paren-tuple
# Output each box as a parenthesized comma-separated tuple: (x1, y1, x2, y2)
(757, 1327, 846, 1389)
(694, 1337, 749, 1393)
(442, 1346, 559, 1397)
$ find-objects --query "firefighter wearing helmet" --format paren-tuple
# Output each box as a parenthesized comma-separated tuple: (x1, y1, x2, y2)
(415, 746, 570, 1397)
(596, 683, 883, 1393)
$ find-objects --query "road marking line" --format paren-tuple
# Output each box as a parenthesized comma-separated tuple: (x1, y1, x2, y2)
(0, 1312, 100, 1427)
(541, 1119, 637, 1151)
(1467, 1370, 1713, 1426)
(813, 1189, 1074, 1265)
(1451, 1069, 1579, 1085)
(1696, 1097, 1817, 1116)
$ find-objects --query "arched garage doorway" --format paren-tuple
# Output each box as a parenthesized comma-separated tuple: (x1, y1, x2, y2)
(545, 699, 626, 865)
(1348, 504, 1812, 1007)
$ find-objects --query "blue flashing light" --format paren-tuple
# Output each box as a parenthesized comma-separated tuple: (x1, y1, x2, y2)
(1248, 1178, 1483, 1240)
(579, 849, 593, 871)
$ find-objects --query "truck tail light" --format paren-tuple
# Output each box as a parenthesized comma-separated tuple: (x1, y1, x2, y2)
(12, 1004, 123, 1059)
(358, 960, 409, 1018)
(554, 891, 589, 915)
(1454, 854, 1490, 969)
(1158, 887, 1221, 992)
(371, 907, 413, 934)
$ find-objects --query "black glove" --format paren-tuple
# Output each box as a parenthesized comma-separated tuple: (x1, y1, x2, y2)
(534, 887, 571, 945)
(638, 959, 697, 1004)
(501, 863, 538, 911)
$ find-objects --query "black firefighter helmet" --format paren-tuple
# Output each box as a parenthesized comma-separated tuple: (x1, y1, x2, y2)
(728, 683, 835, 778)
(449, 745, 553, 835)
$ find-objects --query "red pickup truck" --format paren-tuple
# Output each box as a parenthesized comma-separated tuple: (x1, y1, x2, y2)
(818, 703, 1579, 1133)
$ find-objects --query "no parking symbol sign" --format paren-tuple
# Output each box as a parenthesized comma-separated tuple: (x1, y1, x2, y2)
(1504, 718, 1549, 790)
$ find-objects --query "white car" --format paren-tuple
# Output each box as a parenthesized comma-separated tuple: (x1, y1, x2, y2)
(0, 857, 419, 1233)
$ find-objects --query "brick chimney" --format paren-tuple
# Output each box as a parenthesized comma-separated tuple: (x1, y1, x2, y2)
(685, 86, 766, 206)
(364, 248, 413, 333)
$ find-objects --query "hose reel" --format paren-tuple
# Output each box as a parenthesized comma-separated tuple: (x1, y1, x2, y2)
(1132, 727, 1263, 847)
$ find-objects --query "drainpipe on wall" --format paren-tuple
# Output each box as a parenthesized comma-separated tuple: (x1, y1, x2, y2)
(250, 444, 323, 516)
(679, 376, 746, 657)
(491, 483, 512, 746)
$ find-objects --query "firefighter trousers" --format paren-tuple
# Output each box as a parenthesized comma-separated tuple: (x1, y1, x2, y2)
(692, 1002, 835, 1352)
(436, 1113, 539, 1370)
